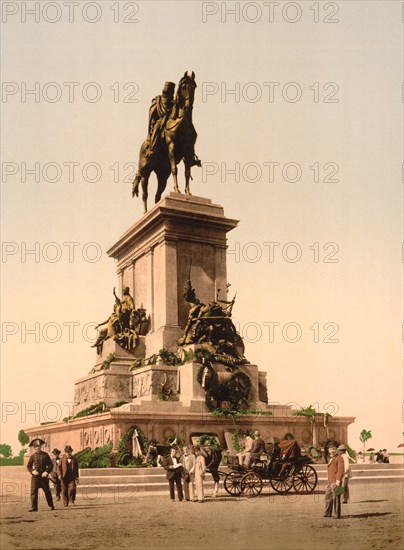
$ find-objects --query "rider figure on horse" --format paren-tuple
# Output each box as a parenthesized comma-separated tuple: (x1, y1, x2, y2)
(133, 72, 202, 212)
(146, 81, 175, 157)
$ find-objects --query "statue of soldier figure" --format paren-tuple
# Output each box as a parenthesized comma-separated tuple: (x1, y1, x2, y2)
(132, 72, 201, 213)
(92, 287, 148, 354)
(146, 81, 175, 158)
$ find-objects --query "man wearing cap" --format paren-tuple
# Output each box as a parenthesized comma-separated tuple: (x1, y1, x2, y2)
(58, 445, 79, 507)
(245, 431, 267, 468)
(50, 449, 62, 501)
(324, 444, 345, 518)
(338, 444, 351, 504)
(26, 439, 54, 512)
(147, 81, 175, 156)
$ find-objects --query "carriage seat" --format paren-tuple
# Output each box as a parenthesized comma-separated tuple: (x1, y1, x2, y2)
(250, 455, 268, 468)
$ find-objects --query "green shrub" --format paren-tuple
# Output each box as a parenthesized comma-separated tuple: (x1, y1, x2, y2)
(230, 429, 255, 453)
(292, 405, 330, 417)
(101, 353, 115, 370)
(0, 456, 23, 466)
(197, 434, 221, 449)
(74, 443, 113, 468)
(73, 402, 107, 419)
(111, 400, 129, 408)
(117, 426, 149, 467)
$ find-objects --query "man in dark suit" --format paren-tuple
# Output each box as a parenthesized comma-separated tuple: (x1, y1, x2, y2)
(163, 447, 184, 501)
(26, 438, 54, 512)
(58, 445, 79, 507)
(245, 431, 267, 468)
(50, 448, 62, 501)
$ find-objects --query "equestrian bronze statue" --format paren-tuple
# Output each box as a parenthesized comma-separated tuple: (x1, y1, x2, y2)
(132, 71, 201, 213)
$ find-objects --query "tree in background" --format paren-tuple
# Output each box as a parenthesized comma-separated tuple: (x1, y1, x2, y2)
(359, 429, 372, 454)
(0, 444, 13, 458)
(18, 429, 29, 457)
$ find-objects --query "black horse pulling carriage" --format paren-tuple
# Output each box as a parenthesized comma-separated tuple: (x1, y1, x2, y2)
(223, 440, 318, 498)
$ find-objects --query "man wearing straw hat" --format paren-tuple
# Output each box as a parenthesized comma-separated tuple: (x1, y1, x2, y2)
(324, 443, 345, 519)
(338, 444, 351, 504)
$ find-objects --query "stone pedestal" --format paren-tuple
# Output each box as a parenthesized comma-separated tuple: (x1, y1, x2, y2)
(178, 362, 208, 407)
(93, 337, 146, 370)
(107, 194, 238, 355)
(131, 363, 180, 403)
(25, 193, 355, 453)
(73, 365, 133, 414)
(73, 337, 147, 414)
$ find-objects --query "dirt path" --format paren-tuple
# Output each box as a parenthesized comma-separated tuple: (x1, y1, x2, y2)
(1, 468, 402, 550)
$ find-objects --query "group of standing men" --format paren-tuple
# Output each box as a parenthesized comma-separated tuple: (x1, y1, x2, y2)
(27, 438, 79, 512)
(164, 445, 207, 503)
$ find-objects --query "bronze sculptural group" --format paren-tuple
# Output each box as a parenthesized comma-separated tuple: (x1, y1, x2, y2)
(178, 274, 246, 370)
(92, 287, 148, 354)
(132, 71, 201, 213)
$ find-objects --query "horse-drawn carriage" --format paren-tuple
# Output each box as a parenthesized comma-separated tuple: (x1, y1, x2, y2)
(143, 436, 317, 499)
(222, 440, 318, 498)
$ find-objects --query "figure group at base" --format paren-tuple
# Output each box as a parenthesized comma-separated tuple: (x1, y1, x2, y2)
(27, 439, 79, 512)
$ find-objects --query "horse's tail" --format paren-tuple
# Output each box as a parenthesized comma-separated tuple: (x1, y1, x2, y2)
(132, 172, 141, 197)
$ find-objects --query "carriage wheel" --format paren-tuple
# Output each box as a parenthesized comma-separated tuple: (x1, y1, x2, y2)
(252, 463, 270, 484)
(292, 464, 318, 494)
(240, 472, 263, 498)
(269, 472, 294, 494)
(224, 472, 243, 496)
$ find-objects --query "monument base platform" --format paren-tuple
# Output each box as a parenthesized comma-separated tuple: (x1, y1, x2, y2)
(25, 404, 355, 459)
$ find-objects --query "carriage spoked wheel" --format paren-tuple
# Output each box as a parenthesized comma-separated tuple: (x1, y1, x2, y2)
(240, 472, 263, 498)
(224, 471, 243, 496)
(269, 472, 294, 494)
(292, 464, 318, 494)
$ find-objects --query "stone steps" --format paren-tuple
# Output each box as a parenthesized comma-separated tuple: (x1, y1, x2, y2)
(75, 464, 404, 496)
(314, 463, 404, 472)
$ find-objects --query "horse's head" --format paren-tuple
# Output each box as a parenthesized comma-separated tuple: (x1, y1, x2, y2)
(173, 71, 197, 116)
(200, 445, 223, 476)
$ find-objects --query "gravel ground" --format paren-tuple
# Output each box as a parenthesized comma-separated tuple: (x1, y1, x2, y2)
(1, 467, 402, 550)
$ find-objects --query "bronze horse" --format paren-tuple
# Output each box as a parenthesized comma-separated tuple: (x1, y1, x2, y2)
(132, 72, 201, 213)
